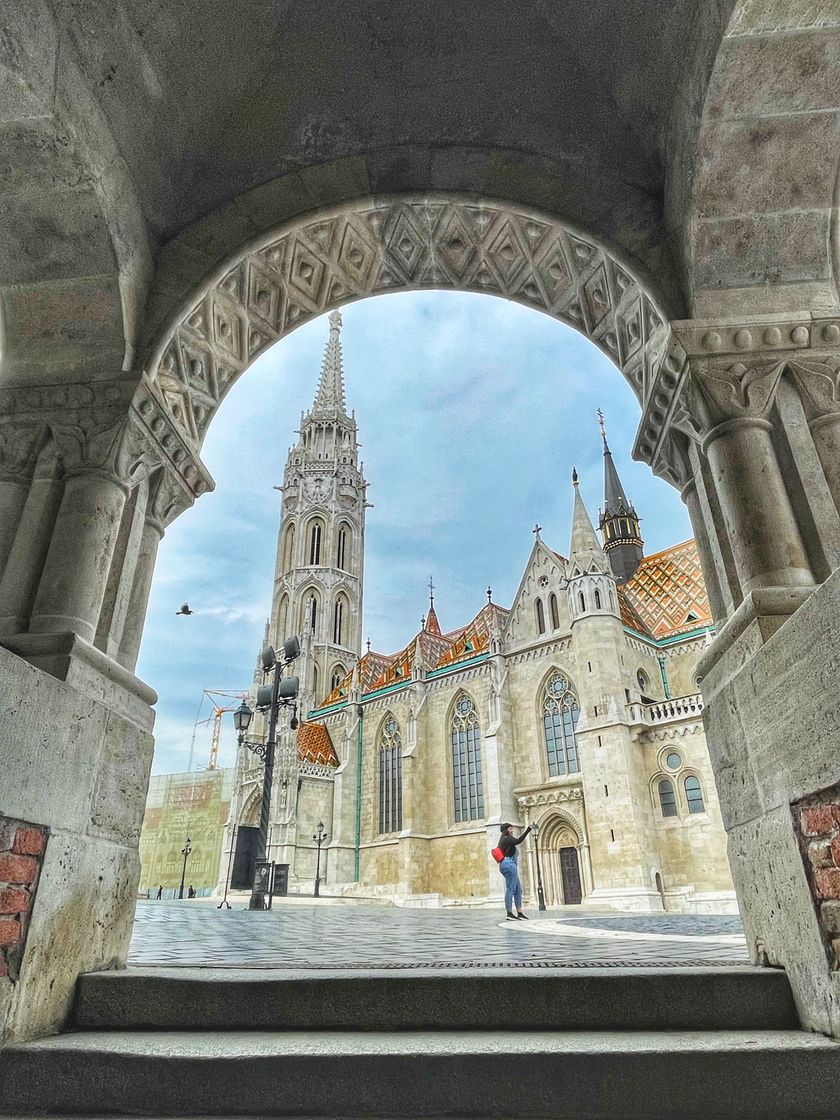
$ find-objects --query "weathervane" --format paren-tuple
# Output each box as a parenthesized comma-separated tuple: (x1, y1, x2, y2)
(597, 408, 608, 446)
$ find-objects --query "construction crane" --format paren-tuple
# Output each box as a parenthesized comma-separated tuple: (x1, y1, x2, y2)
(187, 689, 248, 771)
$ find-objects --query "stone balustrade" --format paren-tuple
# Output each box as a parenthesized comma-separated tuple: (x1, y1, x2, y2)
(627, 693, 704, 727)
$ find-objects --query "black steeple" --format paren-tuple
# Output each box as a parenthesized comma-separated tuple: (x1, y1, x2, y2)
(597, 410, 644, 583)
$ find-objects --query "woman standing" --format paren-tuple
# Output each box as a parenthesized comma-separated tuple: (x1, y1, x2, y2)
(498, 822, 532, 920)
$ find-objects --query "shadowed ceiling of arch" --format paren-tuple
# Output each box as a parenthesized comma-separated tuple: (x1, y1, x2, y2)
(148, 196, 669, 450)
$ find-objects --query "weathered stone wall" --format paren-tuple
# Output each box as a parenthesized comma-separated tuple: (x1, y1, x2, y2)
(0, 646, 153, 1044)
(700, 573, 840, 1036)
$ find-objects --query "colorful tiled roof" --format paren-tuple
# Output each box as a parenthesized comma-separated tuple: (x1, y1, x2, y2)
(621, 539, 712, 639)
(296, 721, 338, 767)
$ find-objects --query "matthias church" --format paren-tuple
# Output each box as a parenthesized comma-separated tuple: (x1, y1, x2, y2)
(223, 313, 734, 911)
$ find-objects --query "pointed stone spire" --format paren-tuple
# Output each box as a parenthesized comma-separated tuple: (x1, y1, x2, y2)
(313, 310, 348, 414)
(597, 409, 643, 583)
(569, 469, 603, 561)
(425, 576, 442, 636)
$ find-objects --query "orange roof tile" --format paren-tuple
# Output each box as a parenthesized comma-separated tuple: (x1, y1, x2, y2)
(296, 721, 338, 767)
(621, 539, 712, 639)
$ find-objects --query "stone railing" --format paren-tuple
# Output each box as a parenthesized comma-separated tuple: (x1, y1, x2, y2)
(627, 693, 704, 727)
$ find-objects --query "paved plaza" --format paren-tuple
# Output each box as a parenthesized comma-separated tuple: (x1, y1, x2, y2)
(129, 899, 749, 969)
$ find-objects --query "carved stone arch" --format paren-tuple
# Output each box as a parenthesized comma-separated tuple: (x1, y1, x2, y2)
(239, 786, 261, 829)
(335, 520, 353, 570)
(298, 583, 322, 636)
(280, 520, 296, 572)
(535, 808, 584, 848)
(144, 194, 671, 453)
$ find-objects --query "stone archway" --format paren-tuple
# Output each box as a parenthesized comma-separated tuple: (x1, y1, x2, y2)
(143, 195, 671, 454)
(538, 816, 586, 907)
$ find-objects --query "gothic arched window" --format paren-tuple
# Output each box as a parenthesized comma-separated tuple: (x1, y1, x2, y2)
(658, 778, 678, 817)
(336, 526, 349, 570)
(594, 588, 602, 609)
(536, 598, 546, 634)
(308, 521, 323, 565)
(579, 592, 585, 613)
(333, 597, 345, 645)
(549, 593, 560, 629)
(281, 523, 295, 571)
(304, 592, 319, 638)
(451, 694, 484, 822)
(542, 671, 580, 776)
(379, 715, 403, 834)
(331, 665, 345, 693)
(276, 595, 289, 643)
(684, 775, 705, 814)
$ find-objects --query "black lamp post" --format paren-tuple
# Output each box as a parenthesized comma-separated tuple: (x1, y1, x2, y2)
(178, 837, 192, 900)
(233, 635, 301, 910)
(313, 821, 327, 897)
(531, 822, 547, 912)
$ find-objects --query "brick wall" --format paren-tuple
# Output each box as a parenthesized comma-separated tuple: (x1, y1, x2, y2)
(795, 791, 840, 968)
(0, 819, 47, 981)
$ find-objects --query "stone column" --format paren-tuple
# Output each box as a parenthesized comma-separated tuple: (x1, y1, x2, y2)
(0, 420, 47, 577)
(28, 470, 129, 644)
(0, 445, 63, 636)
(702, 416, 814, 593)
(117, 514, 164, 671)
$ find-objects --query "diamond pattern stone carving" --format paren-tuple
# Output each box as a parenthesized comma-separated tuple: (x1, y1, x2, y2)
(150, 196, 665, 445)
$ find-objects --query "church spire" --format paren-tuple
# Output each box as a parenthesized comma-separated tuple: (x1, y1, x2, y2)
(569, 468, 605, 566)
(597, 410, 644, 583)
(313, 310, 347, 414)
(425, 575, 441, 636)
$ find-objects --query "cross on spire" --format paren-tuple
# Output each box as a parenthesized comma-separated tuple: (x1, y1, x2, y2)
(597, 407, 608, 447)
(532, 523, 542, 538)
(428, 575, 435, 607)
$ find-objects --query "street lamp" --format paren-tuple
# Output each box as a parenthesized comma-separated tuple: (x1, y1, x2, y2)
(178, 837, 192, 900)
(531, 822, 547, 912)
(313, 821, 328, 898)
(233, 635, 301, 910)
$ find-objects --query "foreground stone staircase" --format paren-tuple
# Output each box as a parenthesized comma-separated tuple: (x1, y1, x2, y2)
(1, 966, 840, 1118)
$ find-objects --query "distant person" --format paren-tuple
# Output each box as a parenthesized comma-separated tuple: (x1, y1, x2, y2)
(156, 884, 163, 900)
(498, 822, 532, 920)
(187, 885, 196, 899)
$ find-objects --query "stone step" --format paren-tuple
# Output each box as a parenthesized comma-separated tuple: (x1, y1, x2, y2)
(72, 966, 798, 1032)
(1, 1028, 839, 1118)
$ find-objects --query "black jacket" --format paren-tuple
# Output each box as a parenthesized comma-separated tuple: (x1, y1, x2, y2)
(499, 826, 531, 859)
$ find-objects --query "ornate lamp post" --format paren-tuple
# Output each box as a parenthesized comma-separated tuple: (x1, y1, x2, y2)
(531, 821, 547, 912)
(313, 821, 328, 897)
(233, 635, 301, 910)
(178, 837, 192, 900)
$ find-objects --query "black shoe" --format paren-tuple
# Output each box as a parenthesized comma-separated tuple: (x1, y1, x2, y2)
(517, 912, 529, 920)
(506, 911, 517, 920)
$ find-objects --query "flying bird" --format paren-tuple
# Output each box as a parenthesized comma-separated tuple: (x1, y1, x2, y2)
(175, 603, 194, 616)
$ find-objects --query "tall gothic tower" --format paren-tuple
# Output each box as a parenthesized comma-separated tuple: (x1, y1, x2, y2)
(269, 310, 367, 710)
(597, 412, 644, 584)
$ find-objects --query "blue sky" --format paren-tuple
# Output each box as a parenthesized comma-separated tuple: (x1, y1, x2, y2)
(139, 291, 691, 775)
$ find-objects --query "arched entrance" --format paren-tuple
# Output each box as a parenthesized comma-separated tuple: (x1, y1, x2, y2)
(530, 813, 588, 907)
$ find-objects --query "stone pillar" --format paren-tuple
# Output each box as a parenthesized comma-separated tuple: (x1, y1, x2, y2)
(0, 421, 47, 578)
(702, 417, 814, 594)
(29, 471, 129, 644)
(0, 446, 63, 636)
(117, 515, 164, 671)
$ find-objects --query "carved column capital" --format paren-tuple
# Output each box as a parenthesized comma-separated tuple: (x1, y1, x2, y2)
(634, 316, 840, 471)
(0, 419, 48, 483)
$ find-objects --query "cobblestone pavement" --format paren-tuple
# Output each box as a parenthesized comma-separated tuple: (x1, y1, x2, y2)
(129, 900, 750, 968)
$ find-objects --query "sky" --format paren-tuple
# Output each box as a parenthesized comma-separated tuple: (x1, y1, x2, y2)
(138, 290, 691, 775)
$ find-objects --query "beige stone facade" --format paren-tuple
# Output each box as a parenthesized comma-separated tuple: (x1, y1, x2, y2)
(226, 334, 735, 913)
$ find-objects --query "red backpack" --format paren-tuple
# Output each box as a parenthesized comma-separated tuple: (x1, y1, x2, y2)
(491, 846, 504, 864)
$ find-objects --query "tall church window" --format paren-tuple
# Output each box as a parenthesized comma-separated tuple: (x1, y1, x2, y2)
(379, 716, 403, 834)
(536, 598, 546, 634)
(304, 592, 319, 638)
(308, 521, 323, 565)
(542, 671, 580, 776)
(579, 592, 585, 612)
(684, 775, 705, 814)
(451, 694, 484, 822)
(333, 598, 345, 645)
(594, 589, 602, 609)
(331, 665, 345, 693)
(313, 662, 319, 701)
(281, 523, 295, 571)
(276, 595, 289, 643)
(549, 593, 559, 630)
(658, 779, 678, 818)
(337, 526, 349, 570)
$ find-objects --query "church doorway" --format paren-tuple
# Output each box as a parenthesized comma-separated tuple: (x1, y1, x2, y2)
(559, 847, 583, 905)
(535, 818, 585, 907)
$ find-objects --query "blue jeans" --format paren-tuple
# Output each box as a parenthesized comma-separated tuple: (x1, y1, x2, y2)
(500, 857, 521, 912)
